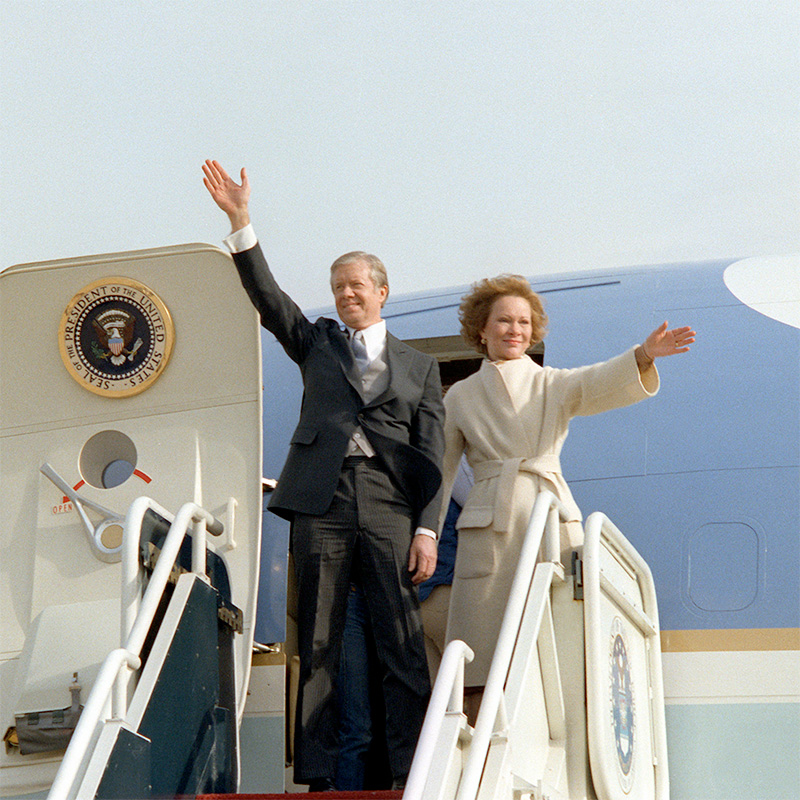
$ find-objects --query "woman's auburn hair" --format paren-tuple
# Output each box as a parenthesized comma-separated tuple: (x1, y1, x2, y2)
(459, 274, 548, 356)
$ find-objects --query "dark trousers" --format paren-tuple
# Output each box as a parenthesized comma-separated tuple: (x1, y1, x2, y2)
(291, 457, 431, 784)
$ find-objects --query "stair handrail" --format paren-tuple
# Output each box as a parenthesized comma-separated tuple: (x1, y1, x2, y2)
(47, 649, 142, 800)
(404, 639, 475, 800)
(47, 498, 223, 800)
(120, 497, 175, 668)
(455, 489, 569, 800)
(122, 500, 222, 658)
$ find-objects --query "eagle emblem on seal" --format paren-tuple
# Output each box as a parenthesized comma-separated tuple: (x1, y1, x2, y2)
(91, 309, 143, 365)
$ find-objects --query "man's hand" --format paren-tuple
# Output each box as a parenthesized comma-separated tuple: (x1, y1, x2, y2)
(408, 534, 437, 585)
(202, 159, 251, 232)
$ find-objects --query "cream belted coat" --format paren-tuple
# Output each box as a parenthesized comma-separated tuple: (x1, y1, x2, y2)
(440, 346, 659, 684)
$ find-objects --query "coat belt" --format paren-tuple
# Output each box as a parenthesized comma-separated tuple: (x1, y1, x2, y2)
(471, 455, 562, 533)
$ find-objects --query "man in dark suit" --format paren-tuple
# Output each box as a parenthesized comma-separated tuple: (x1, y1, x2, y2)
(203, 160, 444, 790)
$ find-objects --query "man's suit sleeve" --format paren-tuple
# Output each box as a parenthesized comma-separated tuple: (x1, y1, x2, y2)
(232, 243, 316, 364)
(412, 356, 446, 531)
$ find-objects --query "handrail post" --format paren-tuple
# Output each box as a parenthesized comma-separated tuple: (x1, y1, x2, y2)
(121, 497, 175, 646)
(404, 640, 474, 800)
(449, 657, 466, 714)
(544, 504, 561, 565)
(47, 649, 141, 800)
(191, 516, 207, 578)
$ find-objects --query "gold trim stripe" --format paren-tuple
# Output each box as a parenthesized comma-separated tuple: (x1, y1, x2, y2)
(661, 628, 800, 652)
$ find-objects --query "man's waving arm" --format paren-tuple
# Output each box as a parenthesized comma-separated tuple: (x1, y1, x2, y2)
(202, 159, 314, 364)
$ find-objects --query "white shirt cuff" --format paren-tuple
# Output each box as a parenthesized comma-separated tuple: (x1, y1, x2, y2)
(223, 223, 258, 253)
(414, 527, 437, 541)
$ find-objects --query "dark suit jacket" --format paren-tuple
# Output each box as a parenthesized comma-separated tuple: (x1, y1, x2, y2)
(233, 243, 445, 531)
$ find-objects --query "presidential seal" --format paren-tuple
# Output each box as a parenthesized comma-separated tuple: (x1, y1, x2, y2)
(609, 616, 635, 793)
(59, 277, 174, 397)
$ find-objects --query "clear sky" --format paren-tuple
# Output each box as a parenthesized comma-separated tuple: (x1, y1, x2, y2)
(2, 0, 798, 308)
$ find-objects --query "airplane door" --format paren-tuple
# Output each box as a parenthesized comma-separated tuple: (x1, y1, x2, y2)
(0, 244, 262, 794)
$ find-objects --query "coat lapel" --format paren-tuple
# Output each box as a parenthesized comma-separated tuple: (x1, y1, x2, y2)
(330, 326, 364, 395)
(478, 357, 537, 449)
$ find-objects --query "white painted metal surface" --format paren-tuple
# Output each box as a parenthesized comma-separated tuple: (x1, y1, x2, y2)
(583, 512, 668, 800)
(0, 244, 262, 798)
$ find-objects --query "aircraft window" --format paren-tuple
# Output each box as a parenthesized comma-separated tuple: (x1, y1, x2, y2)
(80, 430, 138, 489)
(686, 522, 760, 612)
(403, 334, 544, 391)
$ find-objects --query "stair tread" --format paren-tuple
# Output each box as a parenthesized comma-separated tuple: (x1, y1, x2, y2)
(197, 792, 404, 799)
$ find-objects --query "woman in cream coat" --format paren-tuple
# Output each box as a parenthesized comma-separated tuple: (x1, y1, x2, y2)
(440, 275, 695, 690)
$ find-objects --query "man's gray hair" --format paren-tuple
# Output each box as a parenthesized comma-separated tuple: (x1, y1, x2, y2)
(330, 251, 390, 303)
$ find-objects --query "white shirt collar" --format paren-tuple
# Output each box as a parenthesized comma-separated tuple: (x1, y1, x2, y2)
(345, 320, 387, 362)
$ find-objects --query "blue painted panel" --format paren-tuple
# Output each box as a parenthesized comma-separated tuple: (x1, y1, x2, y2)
(644, 304, 799, 474)
(386, 302, 464, 339)
(254, 504, 290, 644)
(570, 468, 799, 630)
(255, 332, 300, 644)
(261, 334, 302, 480)
(548, 260, 799, 631)
(687, 522, 760, 612)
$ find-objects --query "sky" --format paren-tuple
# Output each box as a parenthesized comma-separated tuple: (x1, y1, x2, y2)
(2, 0, 798, 308)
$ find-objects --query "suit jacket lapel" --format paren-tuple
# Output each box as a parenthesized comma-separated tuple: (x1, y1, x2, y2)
(330, 326, 365, 394)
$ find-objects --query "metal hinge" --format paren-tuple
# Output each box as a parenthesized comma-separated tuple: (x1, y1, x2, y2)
(572, 551, 584, 600)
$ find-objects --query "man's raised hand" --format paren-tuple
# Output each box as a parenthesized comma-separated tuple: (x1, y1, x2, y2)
(202, 159, 251, 232)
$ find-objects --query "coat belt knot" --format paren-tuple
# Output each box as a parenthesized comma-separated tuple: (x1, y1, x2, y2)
(472, 455, 562, 533)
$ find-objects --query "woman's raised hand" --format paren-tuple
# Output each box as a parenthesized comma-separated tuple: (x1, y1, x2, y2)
(643, 321, 696, 359)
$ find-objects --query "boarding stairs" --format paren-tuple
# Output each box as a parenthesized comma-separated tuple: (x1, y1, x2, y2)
(44, 494, 243, 800)
(48, 489, 667, 800)
(399, 489, 669, 800)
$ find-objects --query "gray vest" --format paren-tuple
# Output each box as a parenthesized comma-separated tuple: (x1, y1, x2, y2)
(347, 343, 389, 456)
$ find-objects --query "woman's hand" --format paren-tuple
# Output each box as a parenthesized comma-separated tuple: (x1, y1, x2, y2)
(202, 159, 251, 231)
(642, 321, 696, 359)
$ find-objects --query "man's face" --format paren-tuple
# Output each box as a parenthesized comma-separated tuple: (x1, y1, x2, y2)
(332, 260, 388, 330)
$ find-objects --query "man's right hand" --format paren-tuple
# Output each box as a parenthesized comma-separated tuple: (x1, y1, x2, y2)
(202, 159, 251, 232)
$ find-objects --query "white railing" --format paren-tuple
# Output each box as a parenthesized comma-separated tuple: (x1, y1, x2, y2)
(405, 491, 568, 800)
(404, 639, 475, 800)
(47, 498, 223, 800)
(455, 490, 569, 800)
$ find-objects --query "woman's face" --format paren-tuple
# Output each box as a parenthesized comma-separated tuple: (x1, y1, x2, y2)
(480, 294, 534, 362)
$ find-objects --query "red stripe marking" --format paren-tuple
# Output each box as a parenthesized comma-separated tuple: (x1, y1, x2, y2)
(60, 470, 151, 503)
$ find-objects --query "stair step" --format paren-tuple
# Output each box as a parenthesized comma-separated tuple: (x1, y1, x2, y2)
(197, 792, 404, 800)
